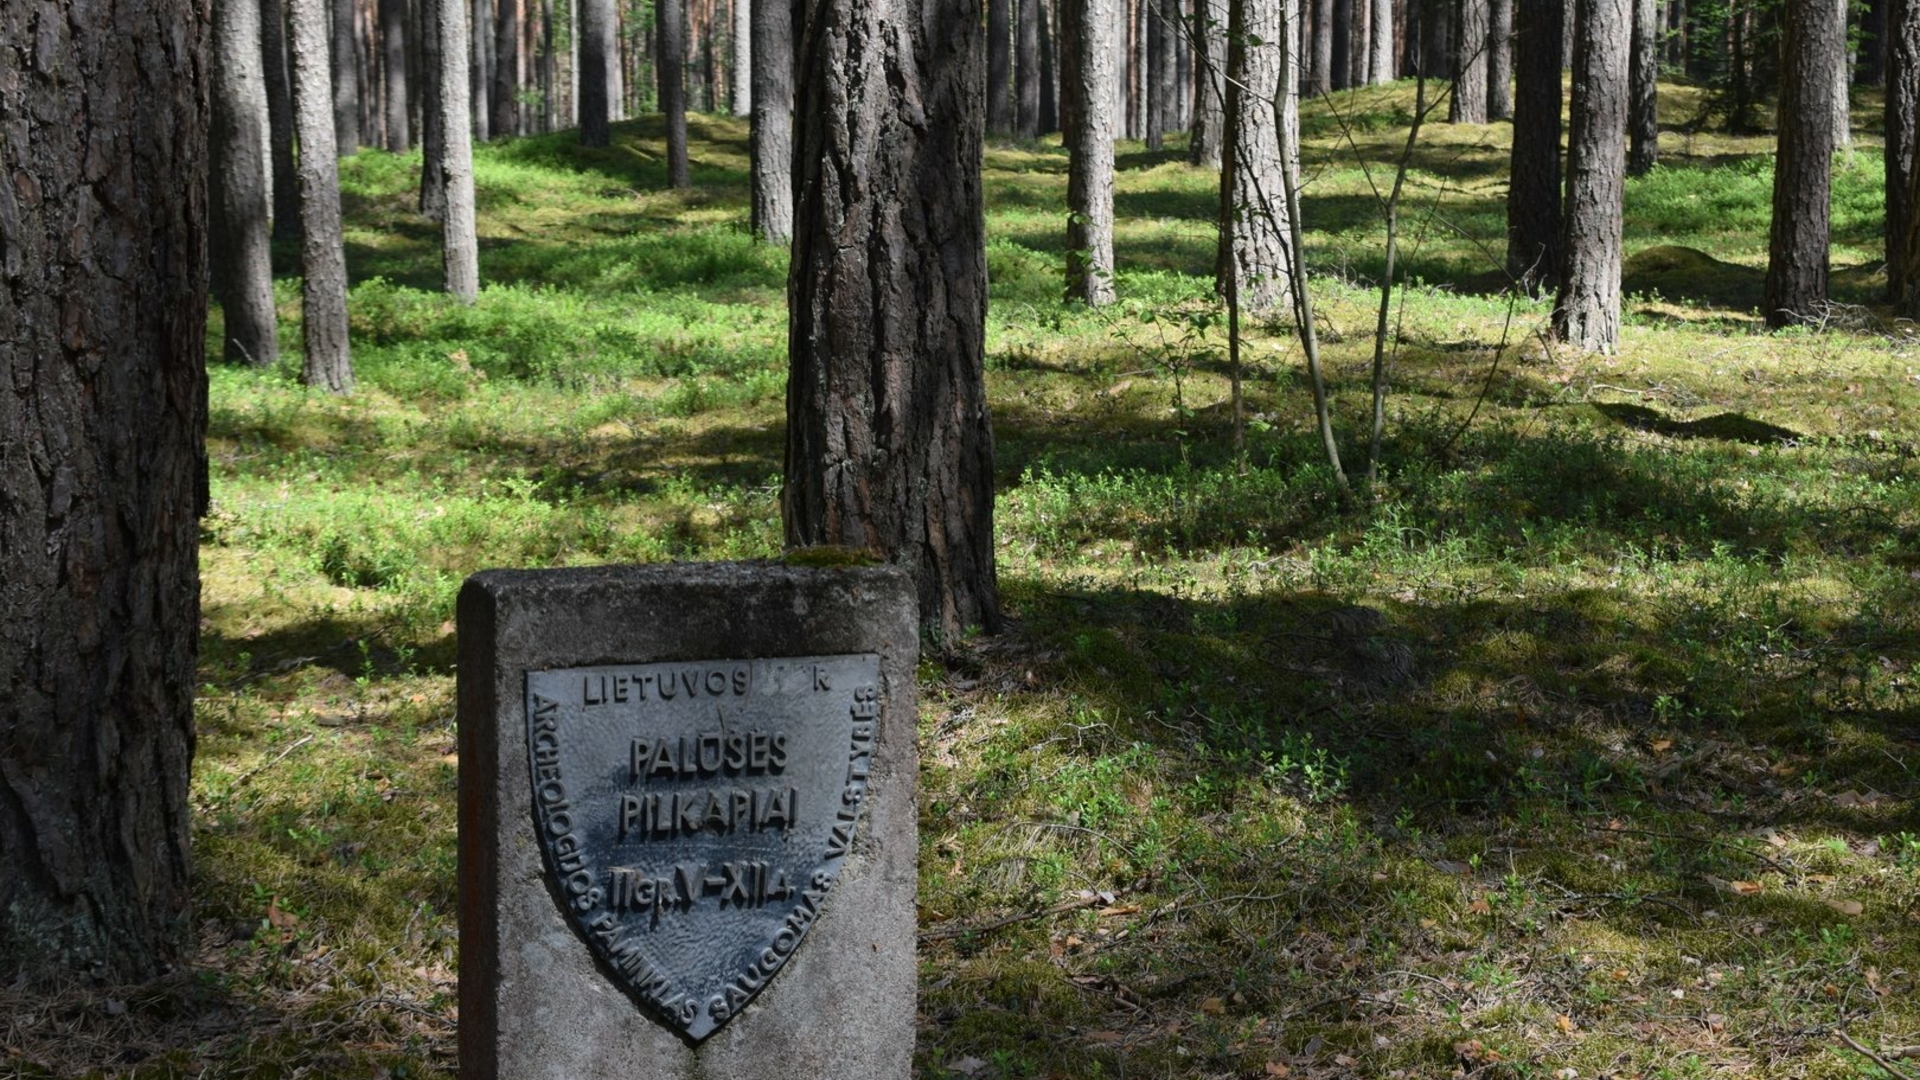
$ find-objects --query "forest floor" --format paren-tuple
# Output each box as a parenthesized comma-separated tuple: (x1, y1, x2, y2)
(8, 81, 1920, 1080)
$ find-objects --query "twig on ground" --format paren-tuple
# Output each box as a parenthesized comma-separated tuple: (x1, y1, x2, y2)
(919, 895, 1103, 943)
(1838, 1031, 1920, 1080)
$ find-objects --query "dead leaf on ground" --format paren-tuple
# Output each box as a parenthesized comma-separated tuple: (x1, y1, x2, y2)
(1825, 899, 1864, 916)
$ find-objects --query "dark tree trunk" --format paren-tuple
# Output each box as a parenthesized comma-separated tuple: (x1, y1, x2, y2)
(1308, 0, 1333, 93)
(1066, 0, 1118, 304)
(785, 0, 1001, 638)
(1146, 0, 1176, 145)
(1218, 0, 1295, 314)
(1040, 0, 1060, 133)
(213, 0, 282, 367)
(1627, 0, 1657, 174)
(262, 0, 302, 239)
(382, 0, 412, 147)
(991, 0, 1015, 132)
(438, 0, 480, 297)
(1764, 0, 1839, 327)
(1666, 0, 1687, 68)
(0, 0, 205, 982)
(749, 0, 792, 239)
(1018, 0, 1043, 135)
(1425, 0, 1453, 77)
(473, 0, 494, 139)
(420, 0, 447, 218)
(1860, 0, 1888, 84)
(580, 0, 616, 145)
(1451, 0, 1490, 121)
(1488, 0, 1512, 117)
(1370, 0, 1393, 81)
(1553, 0, 1629, 352)
(1331, 0, 1351, 88)
(1726, 0, 1759, 133)
(1508, 0, 1563, 289)
(329, 0, 363, 151)
(659, 0, 690, 186)
(289, 0, 355, 391)
(1190, 0, 1226, 166)
(1889, 0, 1918, 306)
(492, 0, 520, 135)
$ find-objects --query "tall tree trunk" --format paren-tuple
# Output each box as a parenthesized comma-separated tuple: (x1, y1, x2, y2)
(659, 0, 691, 185)
(263, 0, 302, 239)
(580, 0, 616, 144)
(539, 0, 555, 131)
(1066, 0, 1119, 304)
(472, 0, 494, 138)
(1018, 0, 1043, 135)
(1553, 0, 1628, 352)
(214, 0, 282, 368)
(1888, 0, 1918, 306)
(290, 0, 356, 391)
(785, 0, 1001, 638)
(383, 0, 413, 146)
(1308, 0, 1333, 94)
(331, 0, 364, 150)
(1859, 0, 1888, 84)
(749, 0, 793, 239)
(731, 0, 751, 115)
(1370, 0, 1394, 81)
(1833, 0, 1853, 148)
(1190, 0, 1226, 166)
(439, 0, 480, 297)
(421, 0, 448, 217)
(492, 0, 520, 135)
(1508, 0, 1563, 289)
(1627, 0, 1657, 174)
(1218, 0, 1295, 314)
(991, 0, 1015, 132)
(1040, 0, 1059, 133)
(1488, 0, 1512, 117)
(1425, 0, 1453, 77)
(0, 0, 205, 982)
(1764, 0, 1839, 327)
(1331, 0, 1351, 87)
(1146, 0, 1175, 145)
(1451, 0, 1490, 121)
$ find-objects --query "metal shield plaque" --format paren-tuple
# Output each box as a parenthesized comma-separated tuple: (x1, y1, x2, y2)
(525, 654, 881, 1041)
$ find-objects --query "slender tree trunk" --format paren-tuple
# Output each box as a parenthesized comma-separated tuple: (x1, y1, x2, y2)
(439, 0, 480, 297)
(1308, 0, 1333, 94)
(1331, 0, 1351, 87)
(786, 0, 1000, 638)
(1370, 0, 1393, 81)
(214, 0, 282, 369)
(1833, 0, 1853, 149)
(1218, 0, 1295, 314)
(1066, 0, 1119, 304)
(290, 0, 355, 391)
(991, 0, 1015, 133)
(492, 0, 520, 135)
(1764, 0, 1839, 327)
(1190, 0, 1226, 166)
(421, 0, 448, 218)
(381, 0, 412, 146)
(749, 0, 793, 239)
(1889, 0, 1918, 306)
(539, 0, 554, 131)
(1553, 0, 1629, 352)
(659, 0, 690, 185)
(1628, 0, 1657, 174)
(472, 0, 494, 138)
(261, 0, 303, 244)
(1508, 0, 1563, 289)
(1860, 0, 1888, 84)
(1146, 0, 1172, 145)
(1488, 0, 1512, 116)
(0, 0, 206, 982)
(1040, 0, 1060, 133)
(731, 0, 751, 115)
(1451, 0, 1490, 121)
(1018, 0, 1043, 135)
(330, 0, 363, 150)
(580, 0, 615, 144)
(1425, 0, 1453, 77)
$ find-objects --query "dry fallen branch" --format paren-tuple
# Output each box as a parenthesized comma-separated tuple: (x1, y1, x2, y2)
(1838, 1031, 1920, 1080)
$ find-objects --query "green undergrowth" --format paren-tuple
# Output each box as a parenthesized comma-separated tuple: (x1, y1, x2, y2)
(28, 87, 1920, 1080)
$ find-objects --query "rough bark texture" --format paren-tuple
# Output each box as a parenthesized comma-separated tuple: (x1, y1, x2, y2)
(420, 0, 447, 219)
(213, 0, 282, 367)
(1627, 0, 1657, 174)
(0, 0, 205, 982)
(1890, 0, 1918, 307)
(1308, 0, 1333, 94)
(580, 0, 616, 146)
(1370, 0, 1394, 81)
(991, 0, 1014, 132)
(1066, 0, 1118, 304)
(1508, 0, 1563, 289)
(331, 0, 362, 150)
(749, 0, 793, 240)
(785, 0, 1001, 639)
(492, 0, 520, 136)
(1189, 0, 1226, 167)
(731, 0, 751, 115)
(660, 0, 691, 187)
(439, 0, 479, 298)
(1764, 0, 1839, 327)
(1218, 0, 1295, 314)
(1553, 0, 1628, 352)
(1451, 0, 1490, 121)
(1488, 0, 1512, 116)
(1833, 0, 1852, 148)
(381, 0, 412, 147)
(290, 0, 355, 391)
(262, 0, 302, 238)
(1018, 0, 1042, 135)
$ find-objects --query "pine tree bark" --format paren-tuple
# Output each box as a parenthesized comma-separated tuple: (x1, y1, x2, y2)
(380, 0, 412, 147)
(263, 0, 302, 238)
(1833, 0, 1852, 148)
(1332, 0, 1351, 88)
(439, 0, 480, 298)
(0, 0, 205, 982)
(420, 0, 447, 217)
(1627, 0, 1657, 174)
(1189, 0, 1226, 166)
(1553, 0, 1629, 352)
(1066, 0, 1119, 304)
(1308, 0, 1333, 94)
(580, 0, 617, 145)
(1218, 0, 1296, 314)
(1040, 0, 1059, 133)
(660, 0, 691, 186)
(213, 0, 282, 367)
(492, 0, 521, 135)
(1508, 0, 1563, 289)
(1145, 0, 1174, 146)
(731, 0, 752, 115)
(991, 0, 1015, 132)
(749, 0, 793, 239)
(332, 0, 364, 149)
(1425, 0, 1454, 77)
(473, 0, 494, 138)
(290, 0, 356, 391)
(1488, 0, 1512, 117)
(785, 0, 1000, 638)
(1370, 0, 1394, 81)
(1764, 0, 1839, 327)
(1860, 0, 1888, 84)
(1888, 0, 1918, 307)
(1451, 0, 1490, 121)
(1018, 0, 1043, 136)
